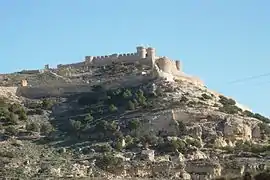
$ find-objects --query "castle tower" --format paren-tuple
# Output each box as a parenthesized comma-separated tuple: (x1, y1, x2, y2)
(21, 79, 28, 87)
(85, 56, 94, 64)
(175, 60, 181, 71)
(136, 46, 147, 59)
(44, 64, 49, 70)
(146, 47, 156, 68)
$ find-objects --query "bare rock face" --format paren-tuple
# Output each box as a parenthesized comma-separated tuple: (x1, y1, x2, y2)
(213, 137, 229, 148)
(223, 116, 252, 142)
(252, 125, 262, 139)
(140, 149, 155, 161)
(187, 125, 202, 139)
(185, 160, 222, 179)
(187, 150, 208, 160)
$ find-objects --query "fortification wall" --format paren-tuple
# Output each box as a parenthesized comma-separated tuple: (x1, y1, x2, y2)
(87, 52, 143, 66)
(16, 75, 154, 99)
(57, 62, 85, 69)
(155, 57, 181, 75)
(59, 46, 158, 69)
(17, 84, 93, 99)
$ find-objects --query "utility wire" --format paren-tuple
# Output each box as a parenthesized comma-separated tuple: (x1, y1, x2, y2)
(228, 72, 270, 84)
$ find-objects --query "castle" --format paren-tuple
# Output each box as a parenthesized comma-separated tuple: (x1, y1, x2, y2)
(55, 46, 203, 86)
(57, 46, 181, 71)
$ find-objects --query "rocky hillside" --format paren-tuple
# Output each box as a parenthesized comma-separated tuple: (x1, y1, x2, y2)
(1, 62, 270, 180)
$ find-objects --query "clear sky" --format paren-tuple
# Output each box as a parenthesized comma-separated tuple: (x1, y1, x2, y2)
(1, 0, 270, 116)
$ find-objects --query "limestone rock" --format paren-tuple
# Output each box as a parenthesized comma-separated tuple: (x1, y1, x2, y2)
(252, 125, 261, 139)
(141, 149, 155, 161)
(223, 116, 252, 141)
(187, 150, 208, 160)
(213, 137, 228, 148)
(187, 125, 202, 139)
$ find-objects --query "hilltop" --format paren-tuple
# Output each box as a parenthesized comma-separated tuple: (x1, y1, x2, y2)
(0, 46, 270, 180)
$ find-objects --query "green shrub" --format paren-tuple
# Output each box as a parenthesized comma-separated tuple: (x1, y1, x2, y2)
(186, 138, 202, 148)
(243, 110, 270, 123)
(219, 95, 236, 106)
(27, 108, 43, 115)
(84, 113, 94, 124)
(0, 151, 17, 158)
(253, 113, 270, 123)
(69, 119, 82, 132)
(114, 140, 123, 151)
(40, 123, 54, 135)
(17, 109, 27, 121)
(219, 105, 241, 114)
(96, 153, 124, 171)
(201, 93, 212, 100)
(26, 122, 40, 132)
(122, 89, 132, 99)
(258, 123, 270, 135)
(5, 126, 17, 136)
(125, 135, 133, 145)
(127, 100, 135, 110)
(8, 103, 21, 113)
(41, 99, 54, 110)
(177, 121, 187, 135)
(8, 113, 18, 125)
(0, 97, 8, 107)
(243, 110, 253, 117)
(157, 139, 186, 153)
(140, 133, 158, 147)
(109, 104, 118, 112)
(100, 144, 112, 152)
(128, 119, 141, 131)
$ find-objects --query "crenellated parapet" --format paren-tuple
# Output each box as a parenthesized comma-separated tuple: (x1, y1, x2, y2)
(83, 46, 159, 67)
(57, 46, 161, 69)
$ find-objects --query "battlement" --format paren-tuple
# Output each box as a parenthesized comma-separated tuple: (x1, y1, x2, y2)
(83, 46, 158, 66)
(58, 46, 152, 69)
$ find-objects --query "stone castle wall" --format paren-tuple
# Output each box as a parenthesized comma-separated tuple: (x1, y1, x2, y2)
(155, 57, 181, 75)
(57, 46, 157, 69)
(16, 74, 154, 99)
(17, 83, 93, 99)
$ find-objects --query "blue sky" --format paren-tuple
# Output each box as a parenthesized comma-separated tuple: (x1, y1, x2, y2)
(1, 0, 270, 116)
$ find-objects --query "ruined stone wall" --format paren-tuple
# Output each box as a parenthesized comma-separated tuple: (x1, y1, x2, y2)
(17, 84, 93, 99)
(57, 62, 85, 69)
(90, 53, 142, 66)
(16, 75, 154, 99)
(155, 57, 182, 75)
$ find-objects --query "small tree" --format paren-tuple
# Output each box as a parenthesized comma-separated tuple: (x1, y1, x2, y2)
(128, 119, 141, 131)
(84, 113, 94, 124)
(123, 89, 132, 99)
(5, 126, 17, 136)
(70, 119, 82, 132)
(127, 101, 135, 110)
(41, 99, 54, 110)
(40, 123, 54, 135)
(109, 104, 118, 113)
(9, 113, 18, 125)
(26, 122, 40, 132)
(17, 109, 27, 121)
